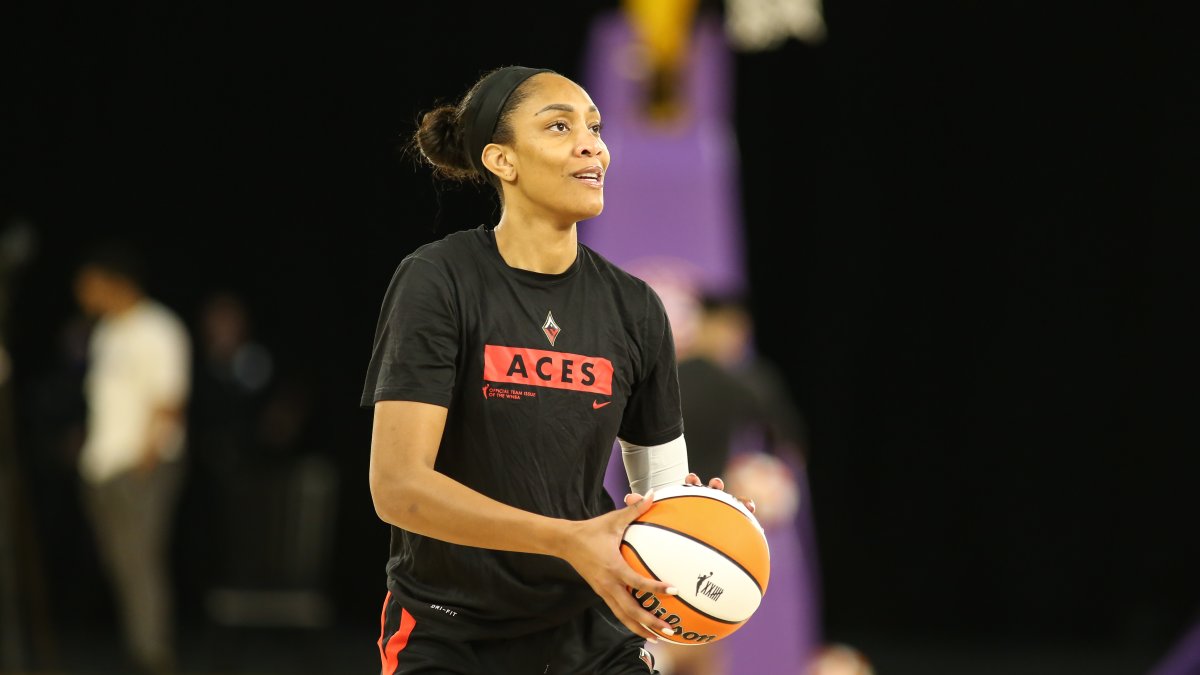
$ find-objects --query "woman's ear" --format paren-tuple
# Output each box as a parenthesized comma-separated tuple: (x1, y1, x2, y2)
(482, 143, 517, 184)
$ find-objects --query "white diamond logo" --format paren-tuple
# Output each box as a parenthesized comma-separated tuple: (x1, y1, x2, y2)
(542, 311, 561, 346)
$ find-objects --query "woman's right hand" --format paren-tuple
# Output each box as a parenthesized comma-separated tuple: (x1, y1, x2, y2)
(557, 490, 679, 643)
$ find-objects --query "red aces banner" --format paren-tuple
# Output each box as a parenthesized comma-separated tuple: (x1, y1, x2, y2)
(483, 345, 614, 396)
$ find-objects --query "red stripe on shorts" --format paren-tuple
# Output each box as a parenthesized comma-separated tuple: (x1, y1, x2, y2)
(378, 592, 417, 674)
(377, 592, 392, 664)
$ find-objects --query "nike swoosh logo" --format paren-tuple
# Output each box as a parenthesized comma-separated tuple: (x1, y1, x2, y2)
(592, 400, 611, 409)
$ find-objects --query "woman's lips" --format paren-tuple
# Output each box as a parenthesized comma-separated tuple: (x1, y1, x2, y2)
(572, 167, 604, 188)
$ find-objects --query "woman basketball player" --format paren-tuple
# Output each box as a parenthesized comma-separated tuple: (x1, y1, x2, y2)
(363, 66, 753, 674)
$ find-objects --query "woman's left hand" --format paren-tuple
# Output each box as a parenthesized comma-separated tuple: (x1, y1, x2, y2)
(623, 473, 756, 514)
(683, 472, 756, 514)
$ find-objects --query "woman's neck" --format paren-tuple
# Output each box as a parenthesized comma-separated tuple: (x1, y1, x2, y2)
(493, 206, 578, 275)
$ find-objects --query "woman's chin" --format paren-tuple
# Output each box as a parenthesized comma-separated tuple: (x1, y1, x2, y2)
(546, 196, 604, 224)
(575, 196, 605, 221)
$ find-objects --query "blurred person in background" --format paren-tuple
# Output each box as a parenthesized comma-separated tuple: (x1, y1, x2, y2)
(73, 244, 191, 675)
(677, 295, 806, 485)
(187, 292, 273, 592)
(645, 291, 871, 675)
(185, 291, 338, 640)
(191, 292, 272, 479)
(649, 294, 806, 675)
(29, 316, 91, 469)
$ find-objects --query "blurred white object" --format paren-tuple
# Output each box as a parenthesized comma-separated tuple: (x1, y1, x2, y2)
(725, 0, 827, 50)
(724, 451, 799, 527)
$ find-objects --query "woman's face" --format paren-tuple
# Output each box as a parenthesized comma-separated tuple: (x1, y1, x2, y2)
(500, 74, 610, 223)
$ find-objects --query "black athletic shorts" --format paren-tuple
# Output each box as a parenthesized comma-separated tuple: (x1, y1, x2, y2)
(377, 591, 659, 674)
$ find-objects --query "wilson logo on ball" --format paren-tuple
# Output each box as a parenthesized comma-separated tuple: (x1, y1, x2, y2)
(630, 588, 716, 644)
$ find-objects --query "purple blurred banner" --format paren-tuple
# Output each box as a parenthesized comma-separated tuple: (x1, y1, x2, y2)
(584, 12, 819, 673)
(580, 12, 746, 297)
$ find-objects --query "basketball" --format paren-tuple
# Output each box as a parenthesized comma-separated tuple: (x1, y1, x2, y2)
(620, 485, 770, 645)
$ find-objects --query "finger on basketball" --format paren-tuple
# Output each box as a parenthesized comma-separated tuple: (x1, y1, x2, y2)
(629, 488, 655, 514)
(614, 497, 650, 530)
(624, 616, 660, 642)
(621, 567, 674, 599)
(622, 591, 674, 637)
(625, 487, 655, 507)
(607, 594, 657, 641)
(612, 592, 662, 641)
(707, 476, 725, 491)
(684, 473, 702, 486)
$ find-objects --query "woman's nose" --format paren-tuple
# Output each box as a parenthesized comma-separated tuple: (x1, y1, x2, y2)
(576, 132, 603, 157)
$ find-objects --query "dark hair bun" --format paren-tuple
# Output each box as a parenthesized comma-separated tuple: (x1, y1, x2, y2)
(413, 105, 478, 181)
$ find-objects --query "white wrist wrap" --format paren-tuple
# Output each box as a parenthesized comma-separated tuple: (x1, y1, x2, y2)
(619, 434, 689, 496)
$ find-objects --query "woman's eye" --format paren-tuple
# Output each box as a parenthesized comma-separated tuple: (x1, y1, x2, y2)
(591, 122, 604, 134)
(551, 121, 569, 132)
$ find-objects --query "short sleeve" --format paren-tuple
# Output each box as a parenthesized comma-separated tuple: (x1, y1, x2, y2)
(360, 256, 459, 408)
(142, 313, 191, 407)
(618, 290, 684, 446)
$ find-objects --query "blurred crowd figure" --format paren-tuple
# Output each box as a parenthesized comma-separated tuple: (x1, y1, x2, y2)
(188, 290, 339, 636)
(676, 295, 806, 486)
(639, 289, 875, 675)
(1, 219, 39, 669)
(73, 244, 191, 675)
(190, 292, 278, 590)
(649, 294, 806, 675)
(8, 240, 337, 672)
(192, 292, 273, 478)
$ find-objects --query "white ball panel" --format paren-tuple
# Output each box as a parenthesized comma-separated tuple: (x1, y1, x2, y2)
(623, 523, 762, 623)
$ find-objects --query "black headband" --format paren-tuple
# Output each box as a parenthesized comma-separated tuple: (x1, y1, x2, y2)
(462, 66, 554, 177)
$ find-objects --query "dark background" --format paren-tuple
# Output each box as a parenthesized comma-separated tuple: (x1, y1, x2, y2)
(3, 0, 1197, 672)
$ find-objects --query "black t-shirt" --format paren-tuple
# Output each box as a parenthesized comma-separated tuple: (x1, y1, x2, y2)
(361, 225, 684, 639)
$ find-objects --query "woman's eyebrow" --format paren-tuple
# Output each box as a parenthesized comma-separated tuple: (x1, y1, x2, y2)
(534, 103, 600, 115)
